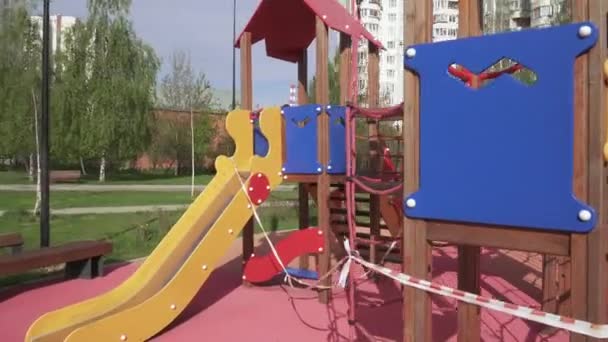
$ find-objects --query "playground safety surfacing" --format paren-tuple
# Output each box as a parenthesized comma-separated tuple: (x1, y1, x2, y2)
(0, 234, 568, 341)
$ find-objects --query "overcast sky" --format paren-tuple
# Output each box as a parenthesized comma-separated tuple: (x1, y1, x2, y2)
(47, 0, 334, 107)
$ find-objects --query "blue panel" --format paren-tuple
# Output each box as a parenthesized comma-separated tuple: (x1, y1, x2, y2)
(284, 267, 319, 280)
(402, 22, 598, 233)
(282, 104, 323, 174)
(326, 105, 346, 174)
(253, 125, 268, 157)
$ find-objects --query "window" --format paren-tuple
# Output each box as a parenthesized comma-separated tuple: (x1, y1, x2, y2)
(387, 69, 395, 78)
(389, 0, 397, 7)
(387, 41, 395, 49)
(387, 55, 395, 64)
(388, 13, 397, 22)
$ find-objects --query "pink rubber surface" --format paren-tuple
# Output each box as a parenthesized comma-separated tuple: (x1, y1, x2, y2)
(244, 227, 324, 283)
(0, 246, 568, 341)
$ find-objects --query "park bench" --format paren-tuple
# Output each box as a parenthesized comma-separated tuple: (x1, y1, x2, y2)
(49, 170, 81, 183)
(0, 232, 24, 255)
(0, 240, 113, 279)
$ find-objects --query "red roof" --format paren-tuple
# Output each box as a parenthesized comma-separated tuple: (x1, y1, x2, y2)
(235, 0, 383, 63)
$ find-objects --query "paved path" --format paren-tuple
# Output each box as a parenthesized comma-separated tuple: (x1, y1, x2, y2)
(0, 200, 311, 217)
(0, 184, 297, 192)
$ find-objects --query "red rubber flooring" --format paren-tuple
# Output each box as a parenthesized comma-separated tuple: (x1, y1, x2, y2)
(0, 246, 568, 341)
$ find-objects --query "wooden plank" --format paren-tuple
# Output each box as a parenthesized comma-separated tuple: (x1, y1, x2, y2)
(403, 0, 432, 340)
(0, 240, 112, 276)
(239, 32, 255, 282)
(315, 16, 331, 304)
(367, 42, 381, 269)
(456, 1, 482, 340)
(585, 0, 608, 333)
(426, 222, 571, 256)
(0, 233, 24, 248)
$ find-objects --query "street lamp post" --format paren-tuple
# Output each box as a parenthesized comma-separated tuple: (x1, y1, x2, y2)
(40, 0, 50, 247)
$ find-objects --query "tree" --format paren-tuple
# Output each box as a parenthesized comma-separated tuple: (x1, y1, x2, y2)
(308, 50, 341, 104)
(157, 49, 215, 195)
(0, 5, 41, 176)
(55, 0, 160, 181)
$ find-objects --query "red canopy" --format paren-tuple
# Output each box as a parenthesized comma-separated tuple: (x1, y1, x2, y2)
(235, 0, 383, 63)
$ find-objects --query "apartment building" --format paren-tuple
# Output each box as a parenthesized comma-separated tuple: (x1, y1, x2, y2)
(433, 0, 460, 41)
(30, 14, 77, 56)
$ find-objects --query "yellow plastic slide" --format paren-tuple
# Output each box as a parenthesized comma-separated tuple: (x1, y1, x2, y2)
(25, 107, 284, 342)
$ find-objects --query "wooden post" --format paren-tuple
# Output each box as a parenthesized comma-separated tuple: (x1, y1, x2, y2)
(585, 0, 608, 337)
(298, 50, 311, 271)
(239, 32, 254, 283)
(403, 0, 433, 340)
(339, 33, 351, 105)
(367, 43, 381, 268)
(456, 1, 482, 341)
(316, 16, 331, 304)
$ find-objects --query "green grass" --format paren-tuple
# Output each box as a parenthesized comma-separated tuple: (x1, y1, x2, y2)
(0, 191, 194, 211)
(0, 205, 310, 287)
(0, 190, 298, 211)
(0, 170, 215, 185)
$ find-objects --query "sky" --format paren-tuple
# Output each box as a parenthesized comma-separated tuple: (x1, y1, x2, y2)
(47, 0, 339, 107)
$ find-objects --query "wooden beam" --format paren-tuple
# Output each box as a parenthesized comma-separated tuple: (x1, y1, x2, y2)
(339, 33, 351, 105)
(571, 2, 591, 341)
(367, 43, 380, 108)
(315, 16, 331, 304)
(239, 32, 255, 285)
(585, 0, 608, 335)
(456, 1, 482, 340)
(426, 222, 571, 256)
(403, 0, 432, 340)
(297, 49, 311, 271)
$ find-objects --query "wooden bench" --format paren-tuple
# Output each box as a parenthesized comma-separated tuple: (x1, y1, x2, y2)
(0, 232, 24, 255)
(49, 170, 81, 183)
(0, 240, 113, 279)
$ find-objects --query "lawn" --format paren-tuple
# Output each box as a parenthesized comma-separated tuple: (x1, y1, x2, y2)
(0, 170, 215, 185)
(0, 191, 193, 211)
(0, 190, 299, 212)
(0, 204, 314, 287)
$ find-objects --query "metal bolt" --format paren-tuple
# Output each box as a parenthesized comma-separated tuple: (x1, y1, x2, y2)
(318, 247, 324, 252)
(228, 229, 234, 234)
(317, 167, 322, 172)
(327, 165, 333, 170)
(283, 175, 288, 180)
(406, 198, 416, 208)
(317, 230, 323, 235)
(578, 209, 592, 222)
(170, 304, 177, 310)
(257, 173, 262, 178)
(251, 253, 255, 257)
(242, 275, 247, 280)
(322, 14, 327, 19)
(327, 105, 332, 109)
(202, 265, 208, 270)
(281, 110, 285, 114)
(247, 204, 252, 209)
(249, 187, 254, 191)
(281, 167, 286, 172)
(266, 185, 270, 190)
(578, 25, 592, 38)
(257, 199, 262, 204)
(405, 48, 416, 58)
(120, 335, 127, 341)
(316, 107, 322, 112)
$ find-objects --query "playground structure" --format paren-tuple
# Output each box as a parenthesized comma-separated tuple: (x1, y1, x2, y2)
(12, 0, 608, 341)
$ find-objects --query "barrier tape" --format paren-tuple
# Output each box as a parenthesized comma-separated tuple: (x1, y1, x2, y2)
(349, 254, 608, 338)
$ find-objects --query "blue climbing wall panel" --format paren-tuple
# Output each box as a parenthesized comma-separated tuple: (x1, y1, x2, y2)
(282, 104, 323, 174)
(402, 22, 598, 233)
(326, 105, 346, 174)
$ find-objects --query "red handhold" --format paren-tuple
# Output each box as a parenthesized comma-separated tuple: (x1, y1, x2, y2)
(244, 227, 324, 283)
(248, 173, 270, 205)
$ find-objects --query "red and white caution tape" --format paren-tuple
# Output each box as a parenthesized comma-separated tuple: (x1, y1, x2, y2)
(345, 248, 608, 338)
